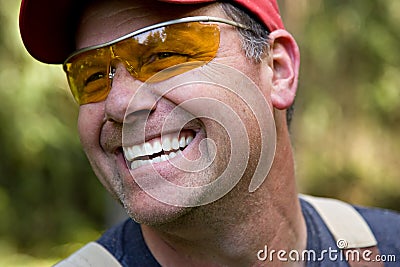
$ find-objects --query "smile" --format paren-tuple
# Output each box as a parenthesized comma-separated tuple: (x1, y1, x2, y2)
(123, 131, 195, 170)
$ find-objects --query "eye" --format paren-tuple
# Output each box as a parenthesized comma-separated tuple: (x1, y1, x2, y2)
(157, 52, 175, 59)
(145, 52, 183, 65)
(84, 72, 106, 86)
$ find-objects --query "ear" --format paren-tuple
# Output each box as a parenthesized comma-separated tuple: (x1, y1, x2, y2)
(268, 30, 300, 110)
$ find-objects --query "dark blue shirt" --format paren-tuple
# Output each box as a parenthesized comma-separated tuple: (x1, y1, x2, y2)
(97, 199, 400, 266)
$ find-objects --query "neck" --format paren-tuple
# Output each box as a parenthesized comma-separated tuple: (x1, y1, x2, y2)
(141, 110, 306, 266)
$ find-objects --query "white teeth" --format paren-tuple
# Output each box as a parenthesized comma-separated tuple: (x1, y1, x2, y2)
(124, 132, 196, 170)
(153, 141, 162, 154)
(123, 145, 144, 161)
(186, 136, 193, 146)
(171, 138, 180, 150)
(130, 160, 138, 169)
(133, 145, 143, 156)
(168, 152, 177, 159)
(162, 138, 171, 151)
(161, 154, 168, 162)
(131, 160, 146, 170)
(123, 147, 132, 161)
(144, 142, 152, 155)
(179, 136, 186, 148)
(129, 152, 180, 170)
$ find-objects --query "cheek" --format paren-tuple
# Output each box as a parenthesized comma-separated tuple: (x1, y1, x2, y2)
(77, 104, 117, 192)
(78, 104, 105, 150)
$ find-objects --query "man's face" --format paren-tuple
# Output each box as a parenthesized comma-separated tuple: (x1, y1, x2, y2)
(76, 0, 274, 225)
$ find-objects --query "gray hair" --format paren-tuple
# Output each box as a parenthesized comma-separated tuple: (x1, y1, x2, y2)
(221, 2, 294, 126)
(221, 3, 270, 62)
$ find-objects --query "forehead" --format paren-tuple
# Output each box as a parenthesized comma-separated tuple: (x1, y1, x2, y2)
(76, 0, 224, 49)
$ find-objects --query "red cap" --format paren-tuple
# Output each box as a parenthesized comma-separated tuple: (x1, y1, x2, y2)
(19, 0, 284, 64)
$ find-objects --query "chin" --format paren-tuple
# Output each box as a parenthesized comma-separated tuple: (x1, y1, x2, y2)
(119, 189, 193, 226)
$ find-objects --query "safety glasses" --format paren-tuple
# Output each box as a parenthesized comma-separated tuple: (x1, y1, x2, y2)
(63, 16, 248, 105)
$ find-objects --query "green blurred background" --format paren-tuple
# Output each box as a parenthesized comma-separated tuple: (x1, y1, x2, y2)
(0, 0, 399, 265)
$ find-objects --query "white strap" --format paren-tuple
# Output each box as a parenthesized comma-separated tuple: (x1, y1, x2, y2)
(53, 242, 122, 267)
(300, 194, 377, 249)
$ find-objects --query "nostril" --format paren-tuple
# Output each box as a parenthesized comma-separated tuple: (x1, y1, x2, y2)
(124, 109, 153, 123)
(103, 113, 118, 124)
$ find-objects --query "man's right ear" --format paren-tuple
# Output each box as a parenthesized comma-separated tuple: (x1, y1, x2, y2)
(268, 30, 300, 110)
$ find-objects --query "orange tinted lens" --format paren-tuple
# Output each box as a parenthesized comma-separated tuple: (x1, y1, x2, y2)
(64, 48, 111, 104)
(64, 22, 220, 105)
(114, 22, 220, 82)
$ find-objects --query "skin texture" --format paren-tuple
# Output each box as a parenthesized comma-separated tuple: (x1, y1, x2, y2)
(76, 0, 306, 266)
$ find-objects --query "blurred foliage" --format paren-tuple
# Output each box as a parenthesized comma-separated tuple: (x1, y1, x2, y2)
(0, 0, 107, 264)
(0, 0, 399, 265)
(281, 0, 400, 210)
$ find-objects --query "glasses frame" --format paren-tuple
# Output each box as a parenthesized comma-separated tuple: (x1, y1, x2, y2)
(63, 16, 252, 105)
(63, 16, 250, 69)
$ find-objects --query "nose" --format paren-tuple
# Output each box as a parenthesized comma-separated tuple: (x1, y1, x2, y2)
(104, 63, 158, 124)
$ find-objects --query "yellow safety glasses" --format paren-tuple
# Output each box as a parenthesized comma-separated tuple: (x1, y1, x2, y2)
(63, 16, 248, 105)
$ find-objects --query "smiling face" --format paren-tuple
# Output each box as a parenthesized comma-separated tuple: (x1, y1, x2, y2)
(76, 0, 277, 225)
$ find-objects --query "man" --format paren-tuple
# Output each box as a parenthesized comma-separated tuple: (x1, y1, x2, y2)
(19, 0, 399, 266)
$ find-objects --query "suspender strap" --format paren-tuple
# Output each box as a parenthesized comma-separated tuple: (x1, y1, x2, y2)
(300, 194, 377, 248)
(300, 194, 383, 267)
(53, 242, 122, 267)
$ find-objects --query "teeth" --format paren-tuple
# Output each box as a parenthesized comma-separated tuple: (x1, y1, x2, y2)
(186, 136, 193, 146)
(133, 145, 143, 156)
(130, 152, 180, 170)
(162, 138, 172, 151)
(153, 156, 161, 163)
(124, 132, 195, 170)
(171, 138, 180, 150)
(123, 147, 133, 161)
(153, 141, 162, 154)
(131, 160, 146, 170)
(144, 142, 153, 155)
(161, 154, 168, 162)
(179, 136, 186, 148)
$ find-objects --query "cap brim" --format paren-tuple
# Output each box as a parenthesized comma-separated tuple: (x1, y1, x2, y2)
(20, 0, 283, 64)
(19, 0, 81, 64)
